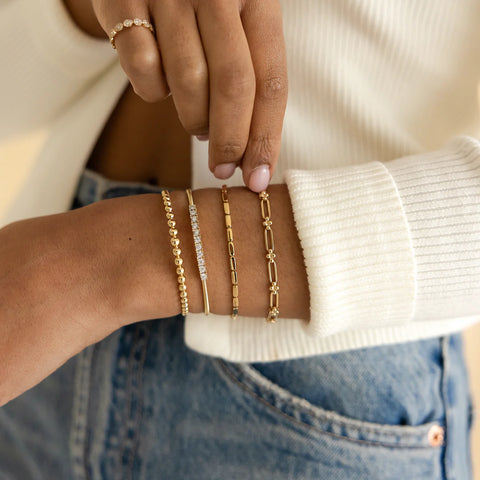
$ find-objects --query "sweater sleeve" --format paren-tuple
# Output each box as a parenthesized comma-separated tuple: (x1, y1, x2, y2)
(284, 136, 480, 338)
(2, 0, 118, 139)
(1, 0, 127, 225)
(20, 0, 114, 78)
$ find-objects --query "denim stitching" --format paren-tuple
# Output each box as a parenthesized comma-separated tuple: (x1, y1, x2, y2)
(216, 359, 438, 449)
(220, 360, 430, 436)
(127, 325, 150, 480)
(82, 344, 100, 480)
(114, 326, 140, 480)
(112, 325, 150, 480)
(440, 337, 450, 480)
(70, 346, 95, 480)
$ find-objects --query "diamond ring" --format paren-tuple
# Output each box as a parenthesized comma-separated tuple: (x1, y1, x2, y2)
(109, 18, 155, 49)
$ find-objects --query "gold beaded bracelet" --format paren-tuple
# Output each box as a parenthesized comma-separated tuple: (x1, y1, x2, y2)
(222, 185, 239, 319)
(161, 190, 188, 316)
(186, 189, 210, 315)
(259, 191, 279, 323)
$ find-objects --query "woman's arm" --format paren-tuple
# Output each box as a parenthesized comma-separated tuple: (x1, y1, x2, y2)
(81, 185, 309, 323)
(2, 137, 480, 403)
(0, 185, 308, 406)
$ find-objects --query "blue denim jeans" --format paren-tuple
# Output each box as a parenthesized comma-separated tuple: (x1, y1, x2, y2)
(0, 170, 473, 480)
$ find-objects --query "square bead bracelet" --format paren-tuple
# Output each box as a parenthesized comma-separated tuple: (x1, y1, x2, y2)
(222, 185, 239, 319)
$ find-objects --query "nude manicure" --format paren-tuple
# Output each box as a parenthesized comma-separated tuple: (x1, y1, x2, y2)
(214, 162, 237, 179)
(249, 165, 270, 192)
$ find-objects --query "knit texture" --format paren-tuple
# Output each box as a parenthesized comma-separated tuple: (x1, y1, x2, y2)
(386, 137, 480, 321)
(0, 0, 126, 224)
(285, 162, 416, 337)
(187, 139, 480, 361)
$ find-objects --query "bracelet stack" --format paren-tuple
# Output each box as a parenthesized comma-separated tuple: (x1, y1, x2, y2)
(159, 187, 280, 323)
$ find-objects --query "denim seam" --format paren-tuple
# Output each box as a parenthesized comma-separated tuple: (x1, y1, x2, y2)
(111, 325, 150, 480)
(101, 334, 130, 479)
(114, 327, 139, 480)
(217, 360, 438, 449)
(440, 337, 452, 480)
(83, 344, 100, 480)
(126, 325, 150, 480)
(220, 361, 433, 436)
(70, 346, 95, 480)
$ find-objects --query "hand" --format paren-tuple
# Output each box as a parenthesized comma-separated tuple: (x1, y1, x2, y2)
(91, 0, 288, 192)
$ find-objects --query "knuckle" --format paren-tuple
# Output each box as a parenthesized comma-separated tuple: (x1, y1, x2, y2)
(250, 135, 276, 163)
(126, 49, 159, 78)
(211, 141, 245, 162)
(125, 51, 169, 102)
(172, 63, 208, 98)
(215, 64, 255, 100)
(259, 74, 288, 101)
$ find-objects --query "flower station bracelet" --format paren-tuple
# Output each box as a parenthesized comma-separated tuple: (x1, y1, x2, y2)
(186, 189, 210, 315)
(222, 185, 239, 319)
(161, 190, 189, 316)
(259, 191, 279, 323)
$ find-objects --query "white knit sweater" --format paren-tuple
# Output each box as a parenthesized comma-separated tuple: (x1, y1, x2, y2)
(1, 0, 480, 361)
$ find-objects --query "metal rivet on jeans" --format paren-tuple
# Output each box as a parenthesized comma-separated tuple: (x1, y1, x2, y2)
(428, 425, 445, 447)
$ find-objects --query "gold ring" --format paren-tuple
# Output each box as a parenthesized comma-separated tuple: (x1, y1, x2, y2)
(109, 19, 155, 49)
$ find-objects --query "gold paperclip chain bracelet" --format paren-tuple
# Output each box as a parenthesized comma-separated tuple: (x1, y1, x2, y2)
(259, 191, 279, 323)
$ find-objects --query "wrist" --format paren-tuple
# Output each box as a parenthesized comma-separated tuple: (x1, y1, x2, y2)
(93, 194, 183, 326)
(101, 183, 309, 326)
(170, 184, 310, 321)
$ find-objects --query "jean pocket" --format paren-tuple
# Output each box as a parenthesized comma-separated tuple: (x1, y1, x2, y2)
(215, 359, 445, 450)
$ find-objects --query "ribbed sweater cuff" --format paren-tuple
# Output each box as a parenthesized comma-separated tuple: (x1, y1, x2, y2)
(21, 0, 116, 77)
(384, 136, 480, 321)
(184, 138, 480, 361)
(284, 161, 416, 337)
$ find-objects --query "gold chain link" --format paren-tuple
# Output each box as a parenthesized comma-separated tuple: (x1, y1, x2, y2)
(222, 185, 239, 319)
(259, 191, 279, 322)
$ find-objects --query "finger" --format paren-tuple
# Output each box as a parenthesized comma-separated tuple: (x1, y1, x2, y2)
(152, 0, 209, 136)
(240, 0, 288, 192)
(196, 0, 256, 178)
(97, 2, 169, 103)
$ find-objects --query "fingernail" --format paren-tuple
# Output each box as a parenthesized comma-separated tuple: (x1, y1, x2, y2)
(214, 162, 237, 179)
(196, 135, 209, 141)
(249, 165, 270, 192)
